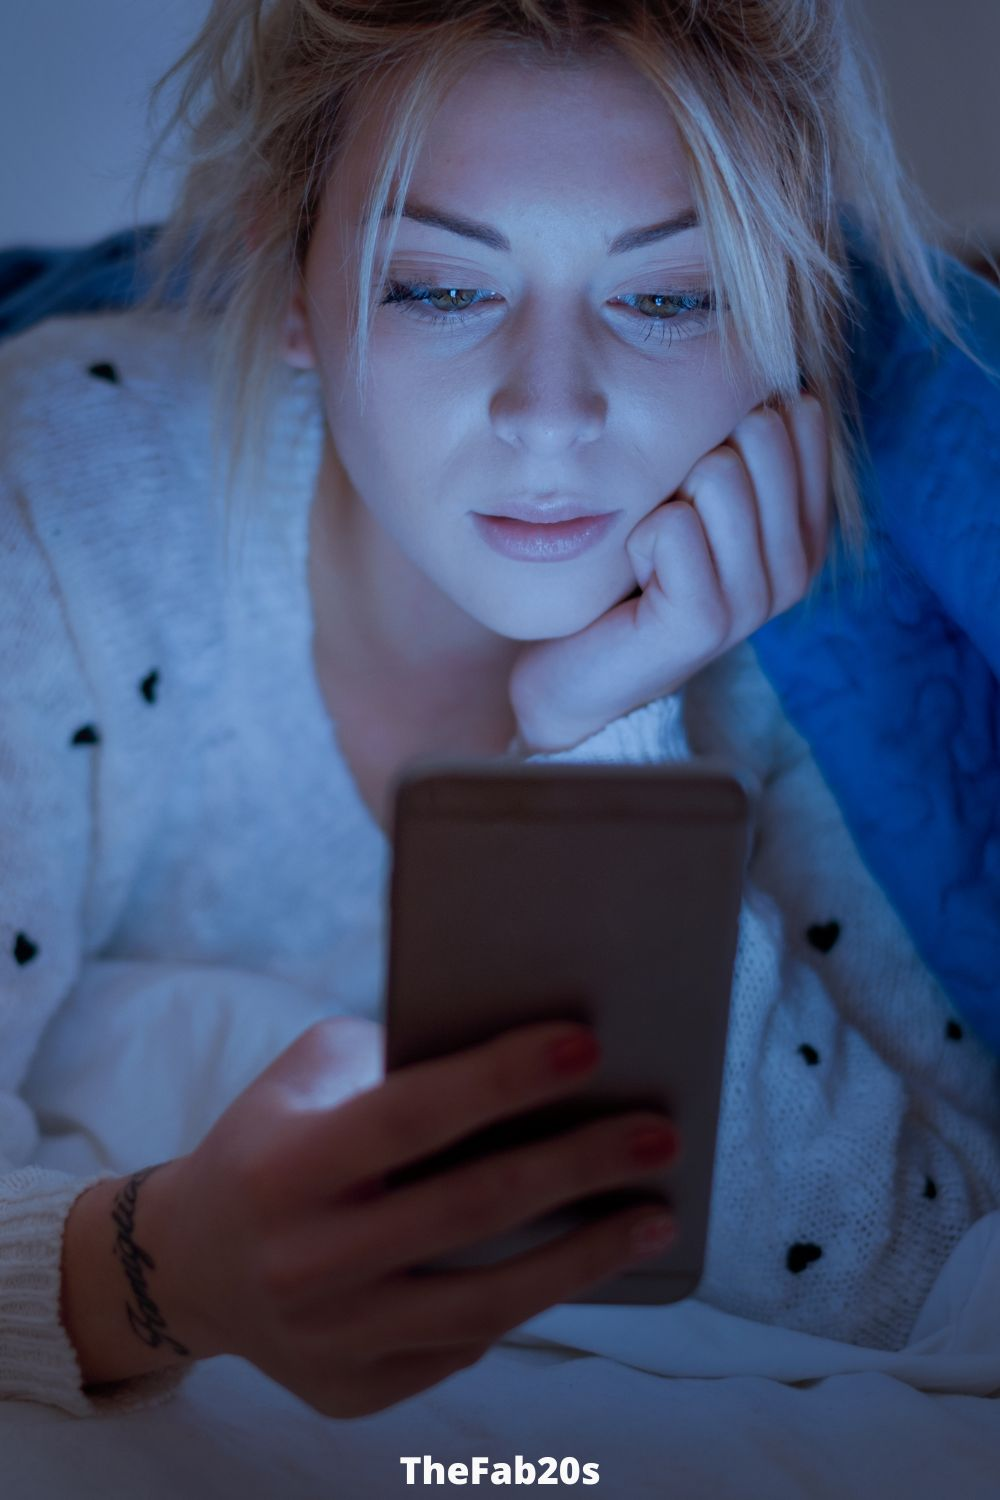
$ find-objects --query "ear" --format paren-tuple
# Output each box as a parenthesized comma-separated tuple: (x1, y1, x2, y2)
(244, 202, 319, 371)
(279, 284, 318, 370)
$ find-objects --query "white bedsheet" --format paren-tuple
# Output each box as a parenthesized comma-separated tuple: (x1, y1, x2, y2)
(6, 958, 999, 1499)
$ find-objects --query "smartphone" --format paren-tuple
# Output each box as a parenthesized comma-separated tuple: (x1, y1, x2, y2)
(383, 754, 757, 1306)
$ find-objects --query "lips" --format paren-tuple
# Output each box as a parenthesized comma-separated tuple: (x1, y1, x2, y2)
(483, 498, 611, 524)
(472, 510, 618, 562)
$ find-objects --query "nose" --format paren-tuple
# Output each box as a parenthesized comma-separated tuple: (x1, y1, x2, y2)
(489, 309, 607, 455)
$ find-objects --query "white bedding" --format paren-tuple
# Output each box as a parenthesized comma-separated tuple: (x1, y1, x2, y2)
(6, 957, 1000, 1498)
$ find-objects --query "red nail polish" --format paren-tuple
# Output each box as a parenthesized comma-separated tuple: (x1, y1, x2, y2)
(548, 1031, 601, 1077)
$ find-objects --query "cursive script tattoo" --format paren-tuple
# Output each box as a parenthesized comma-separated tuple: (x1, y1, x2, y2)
(110, 1165, 191, 1358)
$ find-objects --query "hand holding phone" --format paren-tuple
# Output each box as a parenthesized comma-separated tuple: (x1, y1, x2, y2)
(154, 1016, 678, 1420)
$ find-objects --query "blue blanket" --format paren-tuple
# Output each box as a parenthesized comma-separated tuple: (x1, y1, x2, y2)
(752, 231, 1000, 1059)
(2, 223, 999, 1057)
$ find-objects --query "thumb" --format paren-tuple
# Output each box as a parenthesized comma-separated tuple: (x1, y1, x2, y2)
(257, 1017, 385, 1109)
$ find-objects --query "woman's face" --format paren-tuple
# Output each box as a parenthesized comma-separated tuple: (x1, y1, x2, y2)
(283, 50, 768, 671)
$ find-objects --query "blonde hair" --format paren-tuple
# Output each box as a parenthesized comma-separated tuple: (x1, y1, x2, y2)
(128, 0, 997, 609)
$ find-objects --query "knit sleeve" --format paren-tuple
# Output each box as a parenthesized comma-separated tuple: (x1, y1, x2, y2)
(504, 690, 692, 765)
(0, 472, 192, 1418)
(504, 677, 1000, 1350)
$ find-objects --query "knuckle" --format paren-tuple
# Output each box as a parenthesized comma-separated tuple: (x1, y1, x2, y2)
(461, 1157, 523, 1235)
(453, 1174, 500, 1240)
(668, 496, 698, 521)
(788, 559, 811, 599)
(236, 1151, 282, 1223)
(736, 405, 781, 440)
(696, 592, 733, 644)
(774, 550, 810, 606)
(745, 583, 773, 624)
(698, 446, 744, 484)
(740, 576, 773, 618)
(570, 1115, 629, 1187)
(442, 1282, 493, 1340)
(755, 404, 788, 432)
(568, 1125, 616, 1191)
(482, 1040, 529, 1109)
(380, 1089, 445, 1158)
(256, 1237, 299, 1304)
(600, 1119, 637, 1175)
(322, 1306, 375, 1361)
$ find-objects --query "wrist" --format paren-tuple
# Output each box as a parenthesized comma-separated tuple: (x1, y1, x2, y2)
(60, 1156, 215, 1387)
(134, 1153, 231, 1362)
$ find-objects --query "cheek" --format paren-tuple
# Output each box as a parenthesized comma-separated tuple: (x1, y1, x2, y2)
(664, 358, 762, 450)
(373, 367, 460, 470)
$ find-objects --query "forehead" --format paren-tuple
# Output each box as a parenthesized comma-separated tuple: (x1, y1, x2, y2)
(325, 50, 693, 226)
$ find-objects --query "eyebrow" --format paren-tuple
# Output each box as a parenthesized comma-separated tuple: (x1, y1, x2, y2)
(377, 199, 701, 255)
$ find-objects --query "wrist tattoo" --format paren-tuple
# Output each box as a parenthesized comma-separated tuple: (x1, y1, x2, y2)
(110, 1164, 191, 1358)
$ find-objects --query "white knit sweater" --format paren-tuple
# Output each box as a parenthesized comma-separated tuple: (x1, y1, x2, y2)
(1, 310, 998, 1419)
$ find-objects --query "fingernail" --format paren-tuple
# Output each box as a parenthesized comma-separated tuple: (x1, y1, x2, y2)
(628, 1124, 679, 1166)
(629, 1214, 676, 1259)
(547, 1030, 601, 1077)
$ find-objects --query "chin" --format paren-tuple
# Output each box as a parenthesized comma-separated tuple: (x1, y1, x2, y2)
(457, 566, 639, 642)
(480, 596, 615, 643)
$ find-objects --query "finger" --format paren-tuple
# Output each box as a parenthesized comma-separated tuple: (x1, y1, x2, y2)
(723, 404, 807, 616)
(329, 1106, 678, 1279)
(360, 1202, 674, 1353)
(276, 1020, 602, 1201)
(625, 495, 723, 623)
(786, 393, 832, 577)
(671, 441, 766, 629)
(575, 492, 734, 715)
(353, 1342, 492, 1414)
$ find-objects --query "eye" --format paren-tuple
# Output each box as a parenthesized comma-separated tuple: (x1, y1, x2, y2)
(377, 278, 720, 346)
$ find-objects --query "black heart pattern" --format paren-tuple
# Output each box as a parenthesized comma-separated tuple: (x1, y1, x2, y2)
(786, 1242, 823, 1274)
(87, 361, 120, 384)
(13, 933, 38, 965)
(806, 920, 840, 953)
